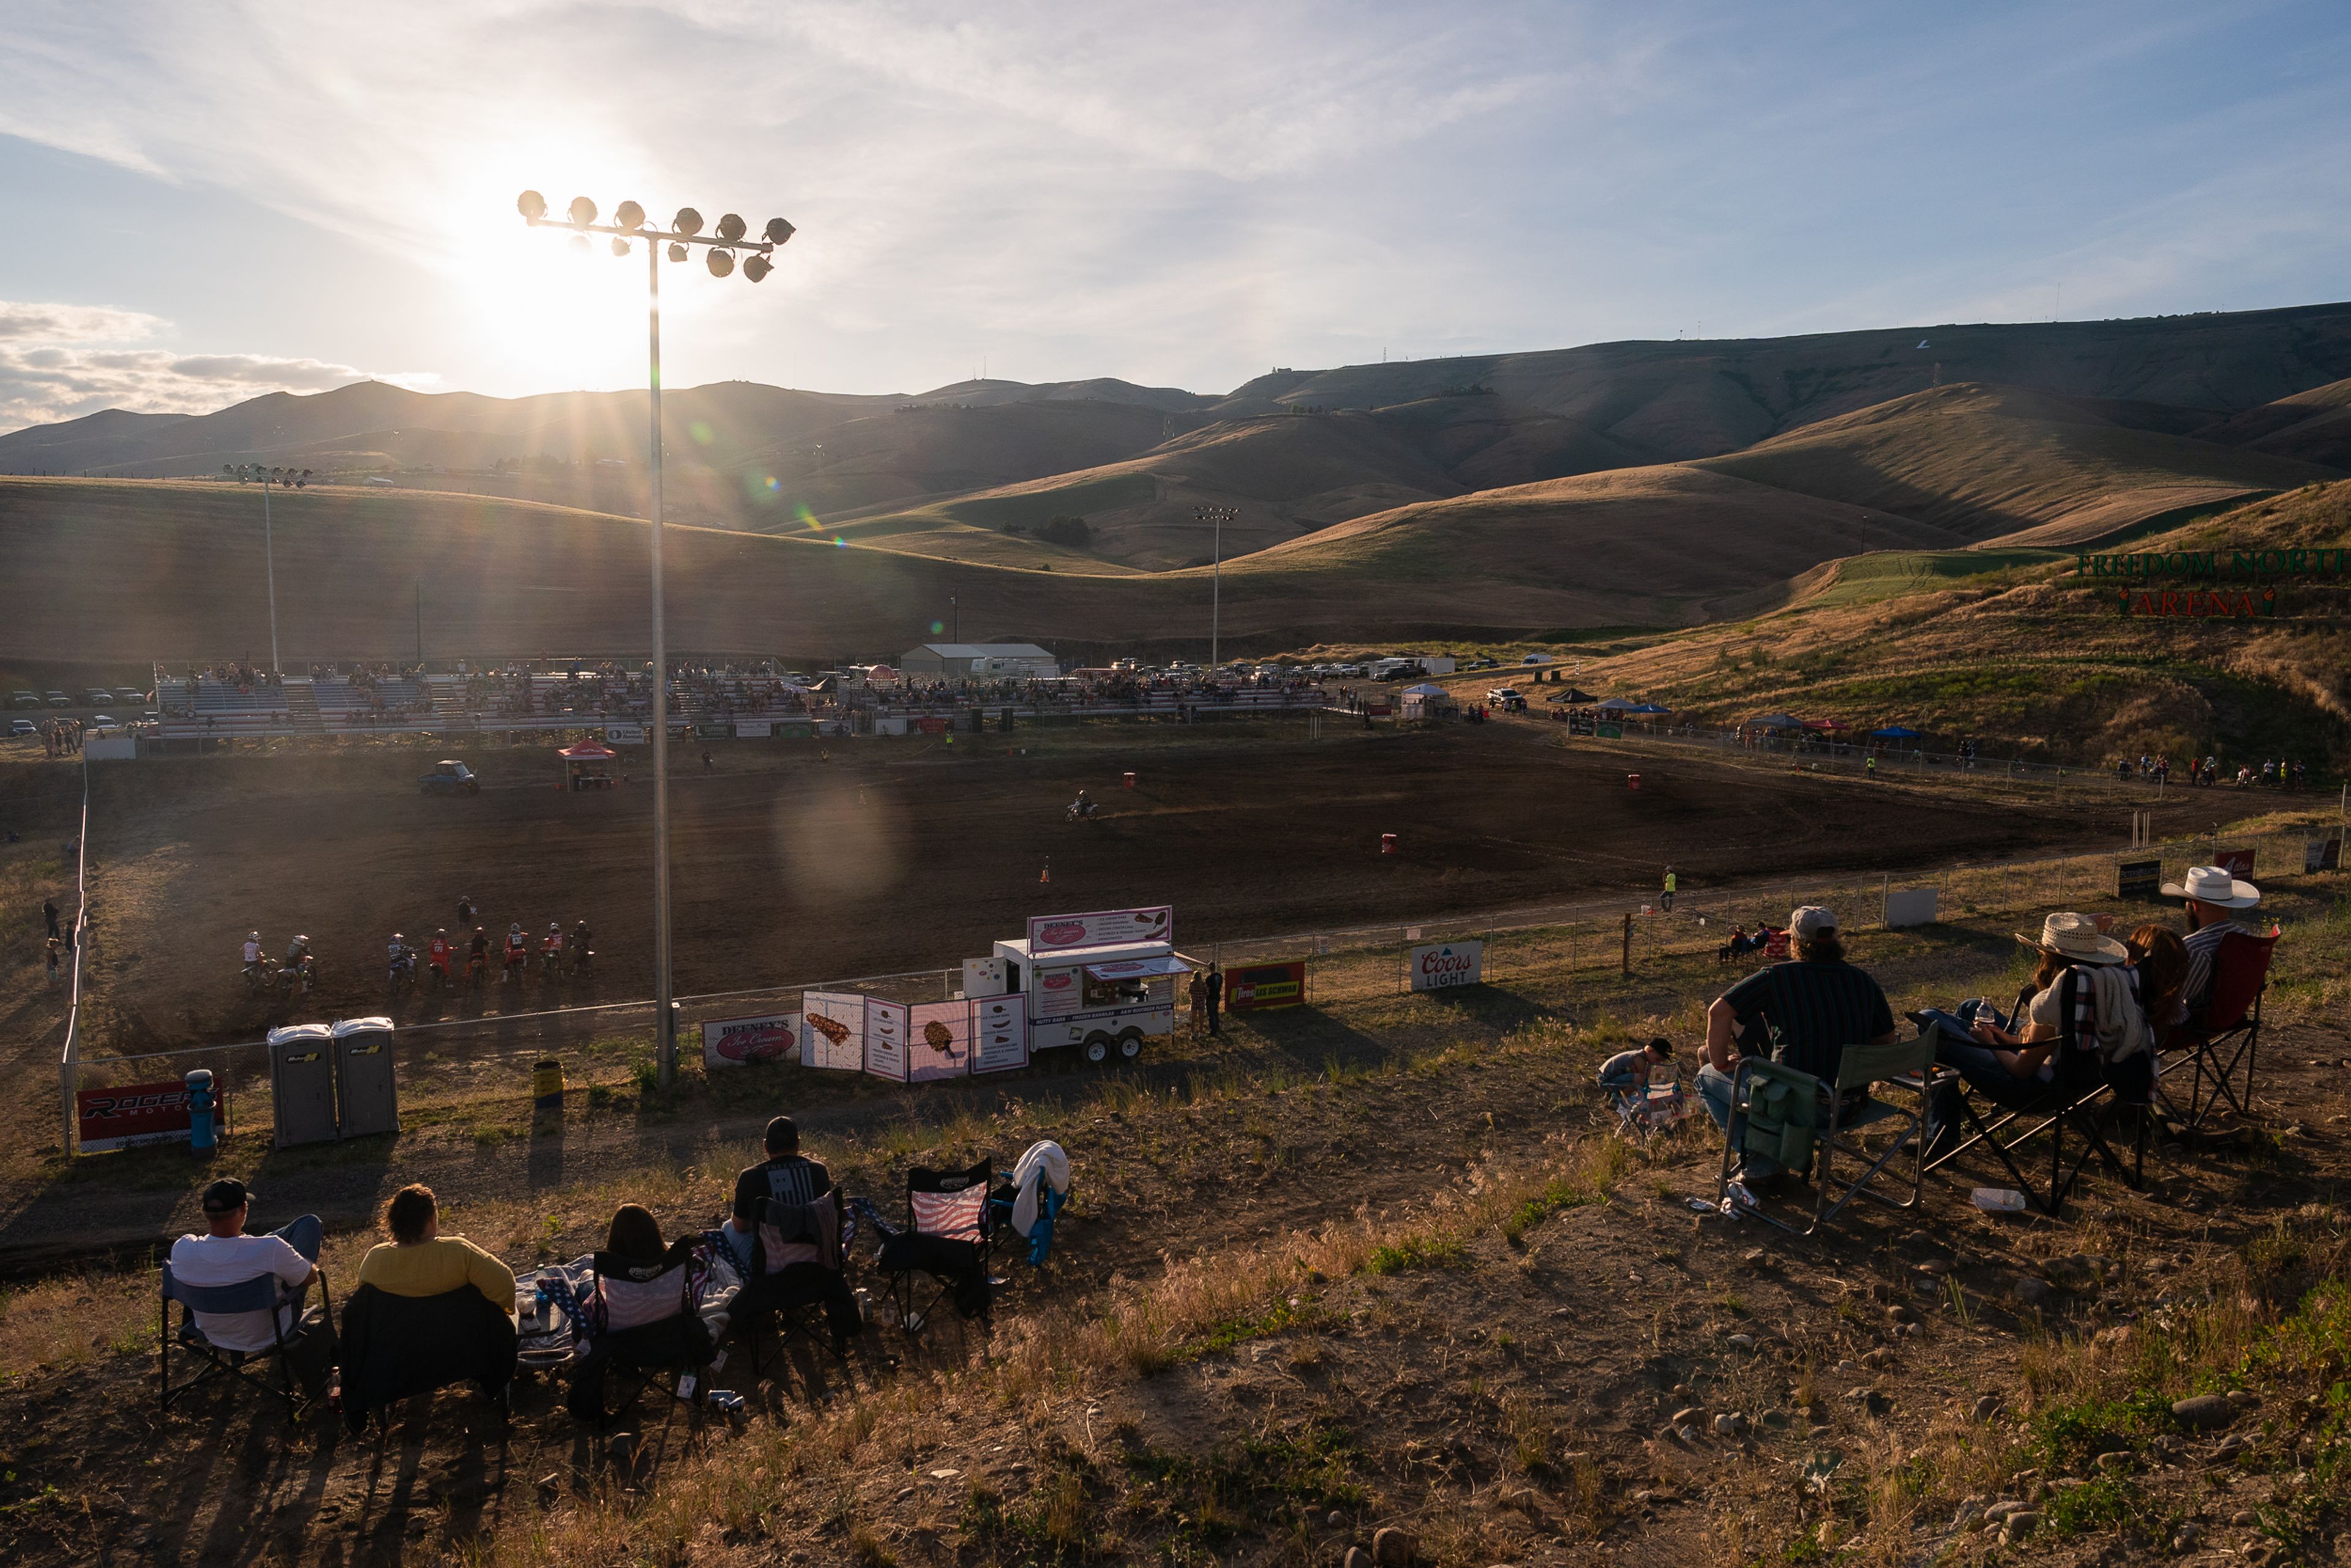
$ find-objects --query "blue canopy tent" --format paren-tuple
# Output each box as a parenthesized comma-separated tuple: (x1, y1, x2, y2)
(1745, 713, 1802, 730)
(1627, 702, 1672, 715)
(1870, 726, 1924, 740)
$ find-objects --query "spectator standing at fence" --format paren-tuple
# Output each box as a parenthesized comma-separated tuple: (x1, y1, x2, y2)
(167, 1179, 332, 1396)
(2161, 865, 2263, 1018)
(1696, 907, 1897, 1190)
(42, 897, 59, 941)
(45, 937, 61, 985)
(1661, 867, 1677, 912)
(1187, 969, 1207, 1033)
(1205, 963, 1224, 1035)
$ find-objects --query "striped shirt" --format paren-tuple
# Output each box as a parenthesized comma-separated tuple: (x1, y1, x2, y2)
(2181, 918, 2249, 1016)
(1720, 960, 1895, 1082)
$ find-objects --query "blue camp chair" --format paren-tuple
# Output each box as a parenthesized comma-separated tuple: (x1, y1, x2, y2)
(159, 1261, 331, 1420)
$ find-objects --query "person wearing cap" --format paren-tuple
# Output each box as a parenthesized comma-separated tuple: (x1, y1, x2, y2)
(1698, 906, 1897, 1186)
(1599, 1038, 1676, 1095)
(2162, 865, 2263, 1019)
(167, 1180, 330, 1387)
(720, 1116, 863, 1350)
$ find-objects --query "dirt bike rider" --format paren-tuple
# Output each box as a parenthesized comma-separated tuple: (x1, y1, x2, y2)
(283, 932, 314, 987)
(1070, 787, 1096, 819)
(427, 928, 454, 984)
(503, 922, 530, 981)
(539, 920, 564, 972)
(241, 929, 266, 980)
(386, 931, 417, 983)
(467, 925, 490, 984)
(567, 918, 593, 972)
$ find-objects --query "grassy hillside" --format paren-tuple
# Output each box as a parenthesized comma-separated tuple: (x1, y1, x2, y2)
(1569, 480, 2351, 768)
(1692, 383, 2342, 545)
(2194, 375, 2351, 470)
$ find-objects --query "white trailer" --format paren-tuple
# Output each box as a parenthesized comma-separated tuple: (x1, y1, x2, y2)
(961, 906, 1191, 1064)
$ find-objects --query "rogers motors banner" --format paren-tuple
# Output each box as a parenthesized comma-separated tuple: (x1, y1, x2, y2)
(1027, 906, 1173, 954)
(1409, 940, 1485, 992)
(701, 1012, 801, 1070)
(78, 1080, 208, 1152)
(1228, 961, 1306, 1011)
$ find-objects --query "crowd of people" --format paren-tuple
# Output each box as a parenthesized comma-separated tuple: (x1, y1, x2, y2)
(1601, 863, 2272, 1198)
(167, 1114, 998, 1428)
(39, 718, 85, 757)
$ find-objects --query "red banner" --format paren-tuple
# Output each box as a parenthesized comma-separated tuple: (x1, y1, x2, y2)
(78, 1080, 203, 1152)
(1227, 961, 1306, 1011)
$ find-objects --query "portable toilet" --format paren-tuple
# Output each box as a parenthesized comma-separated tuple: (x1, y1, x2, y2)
(332, 1016, 400, 1138)
(266, 1024, 338, 1147)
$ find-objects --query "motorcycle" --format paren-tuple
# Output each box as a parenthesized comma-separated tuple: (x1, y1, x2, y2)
(279, 953, 317, 996)
(388, 950, 417, 999)
(503, 948, 528, 985)
(241, 956, 277, 992)
(539, 945, 564, 982)
(468, 952, 489, 991)
(1065, 799, 1099, 822)
(427, 956, 451, 991)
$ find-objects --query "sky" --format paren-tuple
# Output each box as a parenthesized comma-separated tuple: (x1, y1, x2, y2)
(3, 0, 2349, 431)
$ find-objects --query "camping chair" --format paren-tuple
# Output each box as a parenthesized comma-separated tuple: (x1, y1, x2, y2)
(337, 1283, 517, 1436)
(869, 1160, 995, 1337)
(987, 1141, 1073, 1269)
(2156, 929, 2279, 1132)
(572, 1239, 717, 1440)
(1921, 973, 2151, 1217)
(740, 1187, 858, 1387)
(1610, 1068, 1691, 1145)
(1713, 1037, 1944, 1236)
(159, 1262, 332, 1422)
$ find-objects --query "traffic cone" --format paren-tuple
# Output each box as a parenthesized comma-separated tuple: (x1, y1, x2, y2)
(1040, 858, 1051, 884)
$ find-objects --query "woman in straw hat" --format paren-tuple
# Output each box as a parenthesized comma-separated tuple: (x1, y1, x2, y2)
(1921, 913, 2142, 1160)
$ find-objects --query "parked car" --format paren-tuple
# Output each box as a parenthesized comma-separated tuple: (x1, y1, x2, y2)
(142, 710, 162, 723)
(44, 691, 70, 708)
(419, 760, 480, 795)
(116, 688, 148, 704)
(8, 719, 34, 738)
(9, 691, 37, 709)
(1487, 687, 1523, 705)
(89, 715, 117, 730)
(84, 688, 113, 705)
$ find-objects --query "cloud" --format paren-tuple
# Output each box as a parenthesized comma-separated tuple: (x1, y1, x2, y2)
(0, 298, 432, 432)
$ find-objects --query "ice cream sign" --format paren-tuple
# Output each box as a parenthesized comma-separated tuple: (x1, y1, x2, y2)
(1027, 906, 1174, 953)
(1409, 940, 1485, 992)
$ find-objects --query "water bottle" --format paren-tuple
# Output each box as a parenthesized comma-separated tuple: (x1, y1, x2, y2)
(533, 1279, 550, 1326)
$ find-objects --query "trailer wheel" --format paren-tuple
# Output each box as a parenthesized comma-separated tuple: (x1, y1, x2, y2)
(1117, 1029, 1144, 1060)
(1082, 1033, 1111, 1064)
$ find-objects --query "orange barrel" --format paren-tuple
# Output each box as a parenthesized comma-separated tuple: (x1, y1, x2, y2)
(1627, 773, 1642, 790)
(1123, 771, 1137, 789)
(1381, 833, 1398, 854)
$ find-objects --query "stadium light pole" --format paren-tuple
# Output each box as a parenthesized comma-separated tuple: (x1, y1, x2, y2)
(517, 189, 796, 1088)
(1193, 505, 1237, 669)
(224, 463, 313, 679)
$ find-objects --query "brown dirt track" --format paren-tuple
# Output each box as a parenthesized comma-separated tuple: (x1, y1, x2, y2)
(77, 721, 2168, 1054)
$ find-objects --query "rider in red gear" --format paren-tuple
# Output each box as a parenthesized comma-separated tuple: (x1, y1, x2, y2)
(427, 928, 454, 983)
(503, 922, 529, 981)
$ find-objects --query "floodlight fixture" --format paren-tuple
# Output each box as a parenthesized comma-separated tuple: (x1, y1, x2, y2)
(610, 237, 631, 257)
(715, 212, 746, 242)
(667, 241, 688, 263)
(568, 195, 598, 228)
(569, 234, 591, 255)
(672, 206, 703, 236)
(615, 200, 646, 231)
(742, 254, 773, 283)
(706, 247, 734, 277)
(764, 217, 796, 246)
(517, 189, 548, 221)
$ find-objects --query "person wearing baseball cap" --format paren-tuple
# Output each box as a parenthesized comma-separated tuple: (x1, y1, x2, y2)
(2161, 865, 2262, 1018)
(167, 1179, 330, 1392)
(1698, 906, 1897, 1189)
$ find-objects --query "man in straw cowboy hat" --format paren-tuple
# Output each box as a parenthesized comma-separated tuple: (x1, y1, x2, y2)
(2161, 865, 2262, 1019)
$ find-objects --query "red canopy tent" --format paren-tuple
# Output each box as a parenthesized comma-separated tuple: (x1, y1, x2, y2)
(558, 738, 618, 791)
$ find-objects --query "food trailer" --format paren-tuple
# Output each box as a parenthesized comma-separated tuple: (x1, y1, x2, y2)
(961, 905, 1190, 1064)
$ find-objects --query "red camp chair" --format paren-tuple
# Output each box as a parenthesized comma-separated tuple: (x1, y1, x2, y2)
(2156, 929, 2278, 1131)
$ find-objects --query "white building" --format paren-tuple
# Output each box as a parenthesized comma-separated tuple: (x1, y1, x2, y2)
(899, 642, 1060, 680)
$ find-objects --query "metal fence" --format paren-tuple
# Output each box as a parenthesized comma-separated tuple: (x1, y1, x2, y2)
(61, 820, 2342, 1151)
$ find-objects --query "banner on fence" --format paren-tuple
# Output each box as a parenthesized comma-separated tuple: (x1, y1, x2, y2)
(1228, 960, 1307, 1010)
(974, 996, 1028, 1073)
(696, 723, 729, 740)
(865, 999, 909, 1081)
(908, 1000, 970, 1082)
(1027, 906, 1174, 954)
(1883, 888, 1939, 929)
(2117, 858, 2164, 899)
(801, 992, 866, 1071)
(1409, 940, 1484, 991)
(2306, 838, 2341, 872)
(701, 1012, 801, 1070)
(735, 720, 773, 738)
(77, 1081, 206, 1152)
(2215, 847, 2257, 880)
(603, 722, 646, 744)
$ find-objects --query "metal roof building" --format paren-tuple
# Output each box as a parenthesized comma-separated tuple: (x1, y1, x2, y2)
(898, 642, 1060, 680)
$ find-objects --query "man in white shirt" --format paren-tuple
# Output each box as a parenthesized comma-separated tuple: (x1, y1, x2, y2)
(2161, 866, 2263, 1018)
(168, 1179, 329, 1390)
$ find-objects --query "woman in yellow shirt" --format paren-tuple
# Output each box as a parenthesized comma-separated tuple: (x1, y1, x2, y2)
(357, 1184, 517, 1315)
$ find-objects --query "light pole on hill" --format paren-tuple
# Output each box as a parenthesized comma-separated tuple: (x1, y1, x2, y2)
(517, 189, 797, 1088)
(1193, 505, 1237, 669)
(223, 463, 313, 679)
